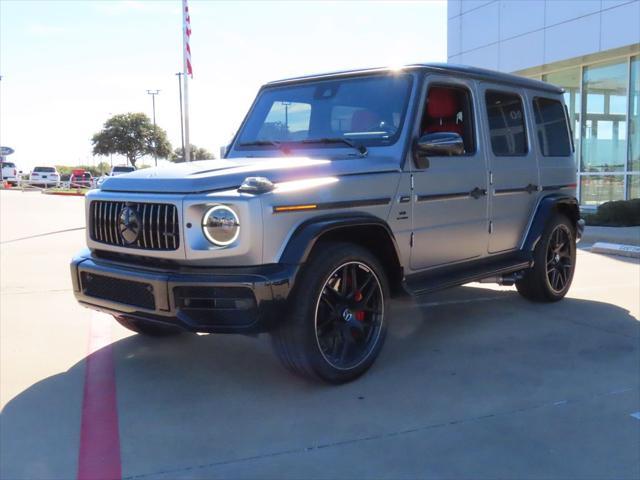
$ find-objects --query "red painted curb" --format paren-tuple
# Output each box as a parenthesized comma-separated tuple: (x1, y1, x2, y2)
(77, 314, 122, 480)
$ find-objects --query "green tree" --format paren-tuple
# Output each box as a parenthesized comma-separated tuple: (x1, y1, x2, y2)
(170, 144, 215, 163)
(92, 113, 172, 168)
(96, 161, 110, 175)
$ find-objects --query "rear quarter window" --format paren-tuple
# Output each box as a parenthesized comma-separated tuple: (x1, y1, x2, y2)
(485, 91, 528, 156)
(532, 97, 571, 156)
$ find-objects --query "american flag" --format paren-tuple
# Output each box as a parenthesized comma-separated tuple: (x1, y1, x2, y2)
(183, 0, 192, 78)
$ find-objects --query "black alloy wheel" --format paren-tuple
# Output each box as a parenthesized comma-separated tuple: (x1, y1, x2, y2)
(516, 213, 576, 302)
(546, 224, 573, 293)
(315, 261, 384, 371)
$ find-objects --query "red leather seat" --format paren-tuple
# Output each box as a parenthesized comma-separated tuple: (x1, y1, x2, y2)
(424, 87, 463, 136)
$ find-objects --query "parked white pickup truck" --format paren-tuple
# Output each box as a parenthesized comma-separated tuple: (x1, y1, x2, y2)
(1, 161, 18, 186)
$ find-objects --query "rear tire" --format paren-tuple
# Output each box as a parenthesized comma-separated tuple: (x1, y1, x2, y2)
(114, 316, 183, 336)
(516, 213, 576, 302)
(271, 242, 389, 384)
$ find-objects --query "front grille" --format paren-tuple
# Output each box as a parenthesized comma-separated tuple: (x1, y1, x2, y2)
(90, 200, 179, 251)
(80, 272, 156, 309)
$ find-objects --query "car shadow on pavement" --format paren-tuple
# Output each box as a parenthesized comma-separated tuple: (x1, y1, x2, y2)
(2, 286, 639, 479)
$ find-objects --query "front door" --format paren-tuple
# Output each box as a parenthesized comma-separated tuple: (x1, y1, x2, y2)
(479, 85, 540, 253)
(410, 76, 489, 271)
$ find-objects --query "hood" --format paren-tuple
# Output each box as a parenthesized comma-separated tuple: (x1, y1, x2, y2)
(100, 156, 401, 194)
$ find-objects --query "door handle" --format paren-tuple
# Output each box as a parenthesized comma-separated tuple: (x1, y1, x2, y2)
(470, 187, 487, 199)
(525, 183, 538, 194)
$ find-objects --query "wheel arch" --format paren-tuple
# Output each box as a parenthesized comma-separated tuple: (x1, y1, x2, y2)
(523, 194, 580, 252)
(279, 213, 405, 295)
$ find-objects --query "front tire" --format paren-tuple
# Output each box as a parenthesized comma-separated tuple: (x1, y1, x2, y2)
(271, 242, 389, 384)
(516, 214, 576, 302)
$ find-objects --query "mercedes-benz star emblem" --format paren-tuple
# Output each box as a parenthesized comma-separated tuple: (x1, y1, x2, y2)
(118, 206, 141, 245)
(342, 309, 354, 323)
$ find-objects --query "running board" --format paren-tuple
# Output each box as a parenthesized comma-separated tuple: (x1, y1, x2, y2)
(403, 253, 533, 296)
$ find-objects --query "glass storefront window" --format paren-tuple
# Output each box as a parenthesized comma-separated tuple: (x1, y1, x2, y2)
(628, 175, 639, 200)
(629, 55, 640, 174)
(581, 60, 628, 173)
(543, 68, 580, 147)
(541, 55, 639, 205)
(580, 175, 624, 206)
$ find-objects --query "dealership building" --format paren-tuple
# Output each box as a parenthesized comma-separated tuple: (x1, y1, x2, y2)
(447, 0, 640, 207)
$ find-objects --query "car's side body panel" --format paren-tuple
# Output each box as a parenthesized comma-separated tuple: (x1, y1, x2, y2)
(521, 194, 580, 252)
(278, 213, 402, 266)
(477, 82, 542, 254)
(262, 171, 402, 265)
(409, 73, 490, 271)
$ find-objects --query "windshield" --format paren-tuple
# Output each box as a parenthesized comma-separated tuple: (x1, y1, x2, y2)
(1, 162, 15, 168)
(34, 167, 55, 172)
(112, 166, 134, 173)
(236, 74, 413, 150)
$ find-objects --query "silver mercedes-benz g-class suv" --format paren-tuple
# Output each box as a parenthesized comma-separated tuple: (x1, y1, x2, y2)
(71, 64, 584, 383)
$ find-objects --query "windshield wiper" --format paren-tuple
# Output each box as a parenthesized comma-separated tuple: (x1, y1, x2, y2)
(240, 138, 368, 157)
(300, 138, 368, 157)
(238, 140, 283, 149)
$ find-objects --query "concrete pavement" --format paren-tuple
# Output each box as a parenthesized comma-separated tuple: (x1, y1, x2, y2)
(1, 190, 639, 479)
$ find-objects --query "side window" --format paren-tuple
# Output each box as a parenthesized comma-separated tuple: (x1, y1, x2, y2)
(532, 97, 571, 156)
(485, 91, 528, 156)
(421, 85, 475, 154)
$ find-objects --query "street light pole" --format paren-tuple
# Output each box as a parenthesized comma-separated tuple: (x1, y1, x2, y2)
(176, 73, 186, 161)
(146, 89, 160, 166)
(282, 101, 291, 130)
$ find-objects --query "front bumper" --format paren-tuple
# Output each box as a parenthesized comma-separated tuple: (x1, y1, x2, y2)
(576, 218, 585, 242)
(70, 250, 298, 333)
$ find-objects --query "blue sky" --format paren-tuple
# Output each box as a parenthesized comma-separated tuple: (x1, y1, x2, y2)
(0, 0, 446, 170)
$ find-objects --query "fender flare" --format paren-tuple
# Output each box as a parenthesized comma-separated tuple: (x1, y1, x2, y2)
(279, 212, 402, 266)
(522, 194, 580, 252)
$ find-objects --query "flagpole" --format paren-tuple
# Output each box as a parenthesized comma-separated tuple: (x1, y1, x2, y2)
(182, 0, 191, 162)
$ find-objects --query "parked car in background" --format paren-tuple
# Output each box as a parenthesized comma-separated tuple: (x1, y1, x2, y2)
(29, 166, 60, 187)
(1, 161, 18, 186)
(97, 165, 136, 188)
(70, 169, 94, 188)
(110, 165, 135, 176)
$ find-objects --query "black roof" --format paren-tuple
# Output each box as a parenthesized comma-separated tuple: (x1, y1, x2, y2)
(267, 62, 563, 94)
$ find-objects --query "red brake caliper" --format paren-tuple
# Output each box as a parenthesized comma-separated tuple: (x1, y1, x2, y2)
(354, 291, 365, 321)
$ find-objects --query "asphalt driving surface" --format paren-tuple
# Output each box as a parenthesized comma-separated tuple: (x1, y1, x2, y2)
(1, 190, 639, 479)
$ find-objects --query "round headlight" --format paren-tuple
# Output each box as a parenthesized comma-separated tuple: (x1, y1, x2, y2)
(202, 205, 240, 246)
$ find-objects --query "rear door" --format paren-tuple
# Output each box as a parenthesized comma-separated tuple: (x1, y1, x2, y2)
(479, 85, 540, 253)
(527, 93, 576, 196)
(410, 75, 489, 270)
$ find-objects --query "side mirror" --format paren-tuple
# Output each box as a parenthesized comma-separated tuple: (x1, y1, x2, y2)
(414, 132, 465, 169)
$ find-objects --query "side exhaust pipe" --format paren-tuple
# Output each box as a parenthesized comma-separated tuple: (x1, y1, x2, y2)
(478, 271, 525, 286)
